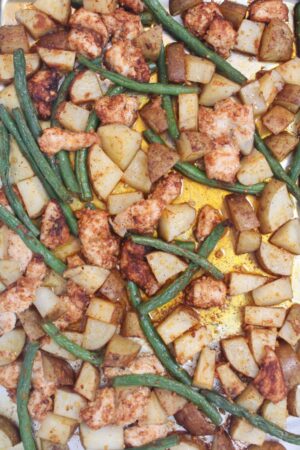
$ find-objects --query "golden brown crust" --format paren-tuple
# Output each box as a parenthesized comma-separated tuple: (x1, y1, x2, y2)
(28, 70, 60, 120)
(40, 200, 70, 250)
(185, 275, 227, 309)
(175, 402, 216, 436)
(195, 205, 222, 242)
(95, 94, 139, 127)
(80, 388, 116, 429)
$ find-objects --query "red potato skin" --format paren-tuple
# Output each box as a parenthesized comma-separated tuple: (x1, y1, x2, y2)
(166, 42, 186, 83)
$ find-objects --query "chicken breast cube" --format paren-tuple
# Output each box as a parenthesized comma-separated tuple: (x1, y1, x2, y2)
(68, 28, 104, 59)
(124, 423, 173, 447)
(183, 3, 222, 38)
(28, 389, 53, 421)
(0, 360, 21, 389)
(102, 8, 143, 41)
(95, 94, 138, 127)
(40, 200, 70, 250)
(28, 70, 60, 120)
(80, 388, 116, 429)
(185, 276, 227, 309)
(195, 205, 222, 242)
(38, 128, 99, 154)
(205, 17, 237, 59)
(69, 7, 108, 44)
(204, 136, 240, 183)
(249, 0, 288, 23)
(149, 172, 183, 205)
(115, 387, 151, 426)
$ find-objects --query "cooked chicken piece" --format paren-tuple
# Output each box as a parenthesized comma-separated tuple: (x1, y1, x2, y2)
(40, 200, 70, 250)
(67, 254, 85, 268)
(249, 0, 288, 22)
(149, 172, 183, 205)
(54, 281, 89, 330)
(104, 354, 166, 378)
(0, 312, 16, 336)
(0, 361, 21, 390)
(204, 136, 240, 183)
(31, 351, 56, 396)
(102, 8, 143, 41)
(7, 230, 33, 273)
(38, 128, 99, 155)
(25, 255, 47, 281)
(183, 3, 223, 38)
(28, 70, 60, 120)
(105, 40, 150, 82)
(28, 389, 53, 421)
(120, 240, 160, 296)
(139, 97, 168, 135)
(185, 275, 227, 309)
(95, 94, 139, 127)
(77, 209, 119, 269)
(115, 387, 151, 426)
(124, 423, 173, 447)
(68, 28, 104, 59)
(195, 205, 222, 242)
(80, 388, 116, 429)
(119, 0, 144, 13)
(254, 347, 287, 403)
(69, 7, 109, 44)
(205, 17, 237, 58)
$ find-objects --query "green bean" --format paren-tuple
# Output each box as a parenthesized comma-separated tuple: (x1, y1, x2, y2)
(0, 205, 66, 273)
(143, 129, 166, 145)
(113, 373, 222, 425)
(106, 85, 127, 96)
(71, 0, 83, 7)
(126, 435, 179, 450)
(174, 240, 195, 251)
(77, 55, 199, 95)
(0, 105, 78, 236)
(131, 234, 224, 279)
(289, 141, 300, 182)
(295, 2, 300, 57)
(139, 221, 227, 315)
(142, 0, 247, 84)
(128, 281, 192, 385)
(51, 71, 80, 194)
(17, 342, 39, 450)
(13, 49, 42, 140)
(254, 132, 300, 202)
(157, 46, 180, 140)
(42, 322, 103, 366)
(140, 11, 155, 26)
(201, 389, 300, 445)
(0, 124, 40, 237)
(12, 108, 71, 203)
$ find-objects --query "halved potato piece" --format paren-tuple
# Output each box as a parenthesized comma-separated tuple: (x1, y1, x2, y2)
(287, 385, 300, 417)
(37, 48, 76, 72)
(80, 424, 124, 450)
(15, 9, 56, 39)
(278, 304, 300, 346)
(157, 306, 198, 345)
(108, 192, 143, 215)
(0, 24, 29, 53)
(86, 298, 122, 324)
(216, 363, 246, 398)
(146, 252, 187, 285)
(9, 137, 34, 183)
(199, 74, 240, 106)
(147, 144, 179, 183)
(230, 418, 266, 446)
(74, 362, 100, 401)
(259, 70, 284, 105)
(236, 384, 264, 413)
(235, 230, 262, 255)
(38, 413, 77, 445)
(252, 277, 292, 306)
(193, 347, 216, 390)
(0, 416, 20, 448)
(185, 55, 215, 84)
(229, 272, 268, 296)
(104, 334, 141, 367)
(274, 83, 300, 113)
(63, 265, 110, 294)
(219, 1, 247, 30)
(244, 306, 286, 328)
(18, 306, 44, 340)
(178, 93, 198, 131)
(34, 286, 66, 321)
(240, 80, 268, 116)
(56, 102, 89, 132)
(261, 398, 288, 428)
(54, 389, 87, 421)
(70, 71, 102, 104)
(237, 149, 272, 186)
(222, 336, 259, 377)
(248, 328, 277, 364)
(174, 326, 210, 364)
(123, 150, 152, 193)
(265, 132, 299, 161)
(17, 176, 49, 218)
(270, 219, 300, 255)
(82, 318, 116, 350)
(159, 203, 196, 242)
(154, 389, 187, 416)
(276, 58, 300, 86)
(43, 271, 66, 296)
(256, 241, 294, 276)
(235, 19, 265, 55)
(34, 0, 71, 24)
(0, 54, 40, 84)
(226, 194, 259, 232)
(121, 311, 144, 339)
(259, 19, 293, 62)
(0, 328, 26, 366)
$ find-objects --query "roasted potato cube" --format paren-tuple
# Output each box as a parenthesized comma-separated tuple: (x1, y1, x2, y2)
(37, 48, 76, 72)
(174, 326, 211, 364)
(155, 389, 187, 416)
(258, 179, 294, 234)
(229, 272, 268, 296)
(140, 391, 168, 425)
(0, 416, 20, 448)
(219, 1, 247, 30)
(270, 219, 300, 255)
(276, 58, 300, 85)
(147, 144, 179, 183)
(240, 80, 268, 115)
(248, 442, 286, 450)
(38, 413, 77, 445)
(279, 304, 300, 346)
(178, 93, 198, 131)
(70, 71, 102, 104)
(99, 269, 128, 304)
(0, 260, 22, 286)
(169, 0, 201, 16)
(0, 25, 29, 53)
(259, 69, 284, 105)
(259, 19, 293, 62)
(54, 389, 87, 421)
(36, 30, 70, 51)
(226, 194, 259, 232)
(83, 318, 116, 350)
(193, 347, 216, 389)
(108, 192, 143, 215)
(176, 132, 210, 162)
(249, 328, 277, 364)
(166, 42, 186, 83)
(245, 306, 286, 328)
(235, 230, 262, 255)
(74, 362, 100, 401)
(34, 0, 71, 25)
(276, 341, 300, 390)
(158, 203, 196, 242)
(236, 384, 264, 413)
(41, 351, 74, 386)
(41, 332, 83, 361)
(134, 26, 162, 61)
(0, 328, 25, 366)
(121, 311, 144, 339)
(216, 363, 246, 398)
(252, 277, 293, 306)
(287, 385, 300, 417)
(235, 19, 265, 55)
(261, 398, 288, 428)
(56, 102, 89, 132)
(230, 418, 266, 446)
(156, 306, 198, 345)
(64, 265, 110, 294)
(237, 150, 272, 186)
(274, 83, 300, 113)
(34, 286, 66, 321)
(9, 137, 34, 183)
(265, 132, 299, 161)
(146, 251, 187, 285)
(15, 9, 56, 40)
(254, 347, 287, 402)
(0, 84, 20, 111)
(175, 402, 216, 436)
(222, 336, 259, 377)
(199, 73, 240, 106)
(86, 298, 123, 324)
(104, 334, 141, 367)
(123, 150, 152, 193)
(80, 424, 124, 450)
(139, 98, 168, 135)
(212, 429, 234, 450)
(83, 0, 117, 14)
(262, 105, 295, 135)
(17, 176, 49, 218)
(185, 55, 215, 84)
(53, 237, 81, 262)
(18, 306, 44, 340)
(256, 241, 294, 276)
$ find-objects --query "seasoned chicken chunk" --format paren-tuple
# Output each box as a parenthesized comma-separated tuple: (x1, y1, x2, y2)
(119, 0, 144, 13)
(67, 254, 85, 268)
(102, 8, 143, 41)
(0, 312, 16, 336)
(115, 387, 151, 426)
(69, 8, 109, 44)
(28, 389, 53, 421)
(7, 230, 33, 273)
(195, 205, 222, 242)
(25, 256, 47, 281)
(38, 128, 99, 155)
(28, 70, 60, 120)
(0, 361, 21, 390)
(104, 354, 166, 378)
(150, 172, 183, 205)
(249, 0, 288, 23)
(183, 3, 223, 37)
(205, 17, 237, 58)
(77, 209, 119, 269)
(95, 94, 139, 127)
(54, 281, 89, 330)
(124, 423, 173, 447)
(254, 347, 287, 403)
(120, 240, 160, 296)
(204, 137, 240, 183)
(185, 275, 227, 309)
(80, 388, 116, 429)
(68, 28, 104, 59)
(40, 200, 70, 250)
(105, 40, 150, 82)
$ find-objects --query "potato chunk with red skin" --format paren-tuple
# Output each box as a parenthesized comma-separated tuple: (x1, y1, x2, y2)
(124, 423, 173, 447)
(205, 17, 237, 59)
(95, 94, 139, 127)
(77, 209, 119, 270)
(185, 275, 227, 309)
(140, 97, 168, 135)
(254, 347, 287, 403)
(28, 389, 53, 421)
(80, 388, 116, 429)
(204, 136, 240, 183)
(115, 387, 151, 426)
(105, 40, 150, 82)
(249, 0, 288, 23)
(102, 8, 143, 41)
(28, 70, 60, 120)
(183, 3, 223, 38)
(175, 402, 216, 436)
(38, 128, 99, 155)
(40, 200, 70, 250)
(195, 205, 222, 242)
